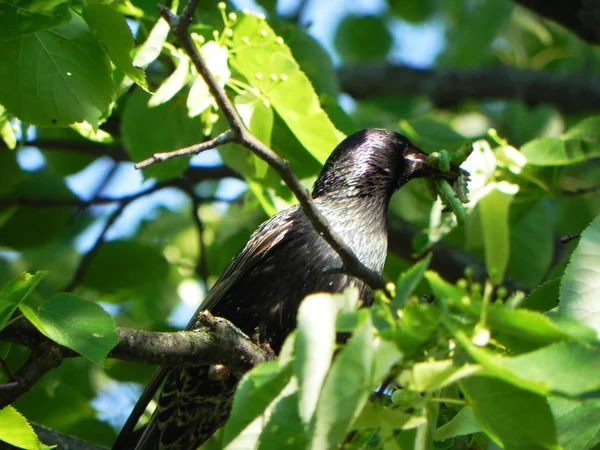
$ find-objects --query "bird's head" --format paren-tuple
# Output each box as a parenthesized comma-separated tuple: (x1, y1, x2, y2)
(312, 129, 443, 200)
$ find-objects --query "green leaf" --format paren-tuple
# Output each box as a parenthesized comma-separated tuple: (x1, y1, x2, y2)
(0, 271, 45, 331)
(454, 329, 600, 398)
(560, 214, 600, 338)
(479, 182, 519, 284)
(0, 405, 51, 450)
(521, 117, 600, 166)
(148, 48, 189, 107)
(522, 277, 560, 312)
(460, 376, 558, 449)
(549, 397, 600, 450)
(282, 25, 339, 97)
(508, 201, 554, 287)
(389, 0, 436, 23)
(20, 293, 118, 365)
(230, 13, 343, 167)
(223, 360, 293, 446)
(405, 360, 480, 393)
(131, 12, 170, 68)
(392, 253, 432, 309)
(438, 0, 513, 67)
(311, 313, 374, 448)
(424, 271, 464, 304)
(234, 91, 273, 147)
(82, 4, 147, 89)
(0, 105, 16, 149)
(434, 406, 481, 441)
(452, 299, 596, 346)
(0, 13, 113, 127)
(219, 91, 275, 186)
(81, 240, 169, 294)
(353, 402, 425, 430)
(334, 15, 393, 61)
(257, 392, 306, 450)
(122, 89, 206, 180)
(399, 116, 466, 153)
(295, 293, 337, 426)
(0, 0, 71, 42)
(187, 41, 230, 117)
(0, 170, 77, 249)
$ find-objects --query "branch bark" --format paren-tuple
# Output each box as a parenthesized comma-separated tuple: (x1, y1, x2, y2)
(338, 63, 600, 112)
(0, 313, 270, 408)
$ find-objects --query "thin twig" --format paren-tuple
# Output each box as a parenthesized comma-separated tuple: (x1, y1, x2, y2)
(135, 130, 236, 169)
(62, 182, 175, 292)
(146, 3, 388, 292)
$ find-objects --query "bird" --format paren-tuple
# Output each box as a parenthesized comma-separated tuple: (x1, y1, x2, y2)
(113, 128, 449, 450)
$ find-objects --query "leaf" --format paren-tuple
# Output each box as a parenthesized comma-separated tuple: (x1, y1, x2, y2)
(0, 405, 51, 450)
(257, 392, 306, 450)
(230, 13, 343, 167)
(222, 360, 293, 446)
(549, 397, 600, 450)
(434, 406, 481, 441)
(148, 48, 189, 106)
(132, 13, 170, 68)
(479, 181, 519, 284)
(521, 117, 600, 166)
(82, 3, 147, 89)
(452, 299, 596, 346)
(0, 272, 45, 331)
(19, 293, 118, 365)
(460, 376, 558, 450)
(122, 89, 206, 180)
(438, 0, 514, 67)
(187, 41, 230, 117)
(392, 253, 432, 309)
(81, 240, 169, 294)
(311, 313, 374, 448)
(334, 15, 393, 61)
(389, 0, 436, 23)
(353, 403, 425, 430)
(405, 360, 481, 393)
(399, 117, 466, 153)
(295, 292, 337, 426)
(0, 13, 113, 128)
(219, 91, 274, 185)
(0, 170, 77, 249)
(522, 277, 561, 312)
(560, 214, 600, 338)
(0, 0, 71, 42)
(508, 200, 554, 287)
(455, 330, 600, 398)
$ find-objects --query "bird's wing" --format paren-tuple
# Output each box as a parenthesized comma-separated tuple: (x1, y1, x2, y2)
(186, 206, 297, 325)
(112, 207, 298, 449)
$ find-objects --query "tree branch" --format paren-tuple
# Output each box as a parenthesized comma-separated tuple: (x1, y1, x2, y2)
(143, 2, 389, 293)
(338, 63, 600, 112)
(0, 312, 270, 408)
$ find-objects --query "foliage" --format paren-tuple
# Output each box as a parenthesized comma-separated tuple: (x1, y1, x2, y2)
(1, 0, 600, 449)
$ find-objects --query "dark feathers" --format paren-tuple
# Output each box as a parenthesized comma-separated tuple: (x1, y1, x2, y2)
(114, 129, 437, 450)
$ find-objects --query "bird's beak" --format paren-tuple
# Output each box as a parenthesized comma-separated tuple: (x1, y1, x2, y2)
(404, 145, 462, 182)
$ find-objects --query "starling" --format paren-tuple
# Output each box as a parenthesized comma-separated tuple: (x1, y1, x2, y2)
(114, 129, 444, 449)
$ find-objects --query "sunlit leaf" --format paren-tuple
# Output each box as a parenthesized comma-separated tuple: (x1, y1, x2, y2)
(20, 293, 118, 365)
(82, 4, 147, 89)
(0, 13, 113, 127)
(560, 214, 600, 338)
